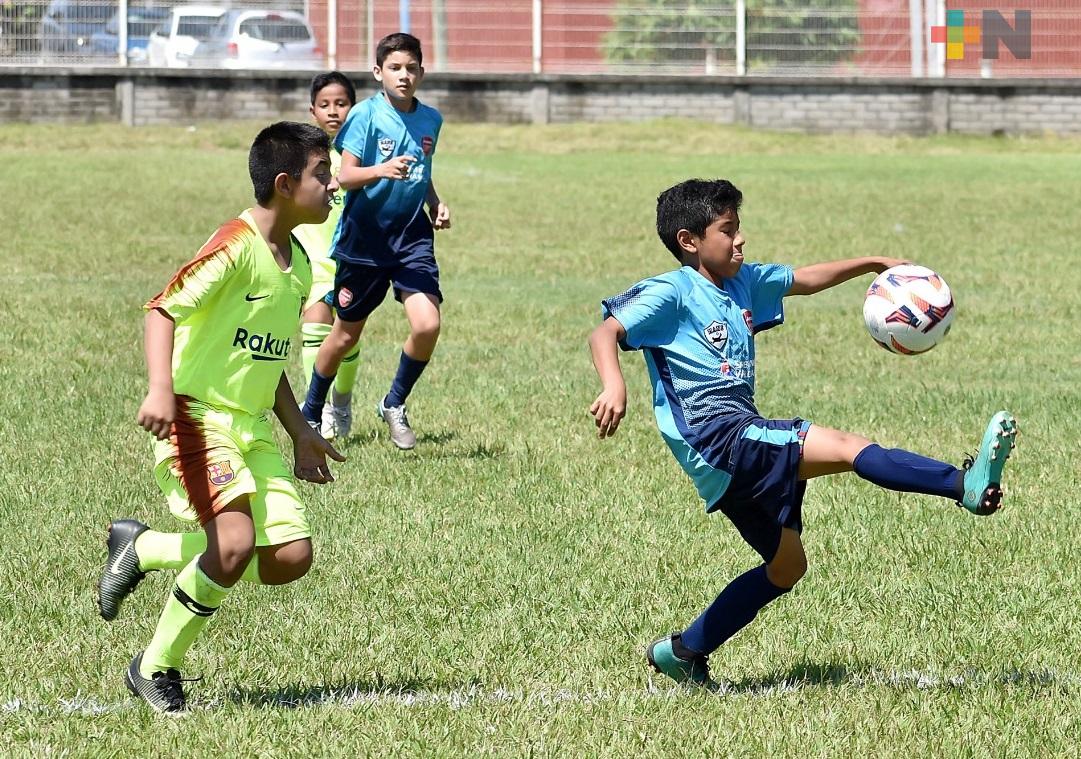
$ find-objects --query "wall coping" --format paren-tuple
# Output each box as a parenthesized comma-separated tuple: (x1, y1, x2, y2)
(2, 65, 1081, 91)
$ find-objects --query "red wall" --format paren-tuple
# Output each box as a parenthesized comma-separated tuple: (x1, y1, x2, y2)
(308, 0, 1080, 77)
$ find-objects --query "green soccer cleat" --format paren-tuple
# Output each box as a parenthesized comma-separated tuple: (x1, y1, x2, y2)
(959, 411, 1018, 516)
(97, 519, 149, 621)
(125, 652, 188, 715)
(646, 634, 717, 690)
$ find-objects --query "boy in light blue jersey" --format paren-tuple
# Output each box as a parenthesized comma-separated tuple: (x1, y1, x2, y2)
(301, 32, 450, 450)
(589, 179, 1018, 689)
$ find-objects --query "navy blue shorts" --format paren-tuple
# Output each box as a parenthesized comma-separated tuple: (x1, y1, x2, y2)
(709, 417, 811, 564)
(332, 254, 442, 322)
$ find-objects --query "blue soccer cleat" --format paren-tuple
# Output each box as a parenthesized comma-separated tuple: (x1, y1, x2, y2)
(646, 634, 718, 690)
(959, 411, 1018, 516)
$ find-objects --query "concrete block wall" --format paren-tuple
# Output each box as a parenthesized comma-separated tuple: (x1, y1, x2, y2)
(1, 69, 1080, 136)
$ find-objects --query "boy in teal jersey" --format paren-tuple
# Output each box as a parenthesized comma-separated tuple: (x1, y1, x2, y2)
(293, 71, 360, 440)
(96, 122, 345, 714)
(300, 32, 451, 450)
(590, 179, 1018, 689)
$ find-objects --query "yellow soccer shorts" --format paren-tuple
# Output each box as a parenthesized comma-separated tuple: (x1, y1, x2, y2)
(304, 255, 337, 313)
(153, 396, 310, 547)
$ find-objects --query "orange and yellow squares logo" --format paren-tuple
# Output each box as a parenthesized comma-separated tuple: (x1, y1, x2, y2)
(931, 10, 981, 60)
(207, 461, 235, 486)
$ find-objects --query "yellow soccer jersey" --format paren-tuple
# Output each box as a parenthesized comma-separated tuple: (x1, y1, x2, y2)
(145, 210, 312, 416)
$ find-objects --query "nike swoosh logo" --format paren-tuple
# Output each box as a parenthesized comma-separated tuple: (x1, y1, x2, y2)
(245, 293, 269, 302)
(110, 542, 133, 575)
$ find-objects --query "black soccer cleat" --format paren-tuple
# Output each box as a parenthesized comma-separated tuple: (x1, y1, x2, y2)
(97, 519, 149, 621)
(125, 652, 188, 715)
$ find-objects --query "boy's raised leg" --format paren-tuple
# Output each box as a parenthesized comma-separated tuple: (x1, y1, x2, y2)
(799, 412, 1017, 515)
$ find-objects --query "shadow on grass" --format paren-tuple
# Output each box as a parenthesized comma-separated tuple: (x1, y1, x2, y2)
(229, 676, 483, 709)
(723, 661, 1077, 694)
(334, 428, 507, 460)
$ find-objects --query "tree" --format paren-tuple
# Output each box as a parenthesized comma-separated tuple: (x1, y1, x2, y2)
(604, 0, 859, 71)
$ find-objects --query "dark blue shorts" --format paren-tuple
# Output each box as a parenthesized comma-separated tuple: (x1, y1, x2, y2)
(332, 254, 443, 322)
(709, 417, 811, 564)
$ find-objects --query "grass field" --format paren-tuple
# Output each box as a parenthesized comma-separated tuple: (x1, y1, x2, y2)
(2, 120, 1081, 756)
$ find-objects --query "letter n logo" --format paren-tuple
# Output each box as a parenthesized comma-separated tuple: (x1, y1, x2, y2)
(981, 10, 1032, 60)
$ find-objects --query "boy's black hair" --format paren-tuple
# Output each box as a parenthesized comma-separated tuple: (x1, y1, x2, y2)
(376, 32, 423, 67)
(310, 70, 356, 105)
(656, 179, 743, 261)
(248, 121, 330, 205)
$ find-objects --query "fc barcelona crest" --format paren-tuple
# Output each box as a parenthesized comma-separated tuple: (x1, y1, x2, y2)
(704, 320, 728, 349)
(378, 137, 395, 158)
(207, 461, 234, 486)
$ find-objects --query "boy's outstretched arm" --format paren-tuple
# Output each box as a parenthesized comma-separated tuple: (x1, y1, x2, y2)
(337, 149, 416, 191)
(137, 308, 176, 440)
(588, 317, 628, 439)
(787, 256, 909, 296)
(273, 374, 346, 484)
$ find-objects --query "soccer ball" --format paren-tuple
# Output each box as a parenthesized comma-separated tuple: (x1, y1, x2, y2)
(863, 264, 955, 354)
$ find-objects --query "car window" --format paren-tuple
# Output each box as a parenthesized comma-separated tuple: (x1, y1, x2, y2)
(177, 16, 222, 39)
(238, 17, 311, 43)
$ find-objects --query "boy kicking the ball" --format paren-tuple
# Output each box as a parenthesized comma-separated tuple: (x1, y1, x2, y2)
(588, 178, 1017, 689)
(97, 122, 345, 714)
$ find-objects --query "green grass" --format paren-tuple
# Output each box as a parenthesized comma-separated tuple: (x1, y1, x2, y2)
(2, 121, 1080, 756)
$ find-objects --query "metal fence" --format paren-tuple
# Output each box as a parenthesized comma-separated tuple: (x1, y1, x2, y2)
(1, 0, 1078, 77)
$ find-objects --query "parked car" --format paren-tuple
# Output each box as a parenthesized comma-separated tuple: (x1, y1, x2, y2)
(89, 6, 172, 63)
(189, 9, 322, 69)
(146, 4, 224, 67)
(38, 0, 112, 58)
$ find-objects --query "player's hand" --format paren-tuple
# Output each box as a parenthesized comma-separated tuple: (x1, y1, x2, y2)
(590, 386, 627, 439)
(293, 430, 346, 484)
(380, 154, 416, 181)
(430, 202, 451, 230)
(137, 388, 175, 441)
(875, 257, 912, 272)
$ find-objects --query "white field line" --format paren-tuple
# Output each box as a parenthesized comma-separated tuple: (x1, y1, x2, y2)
(3, 669, 1078, 715)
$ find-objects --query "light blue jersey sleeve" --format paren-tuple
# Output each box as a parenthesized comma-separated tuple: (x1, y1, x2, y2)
(741, 262, 793, 333)
(601, 274, 682, 350)
(335, 101, 373, 163)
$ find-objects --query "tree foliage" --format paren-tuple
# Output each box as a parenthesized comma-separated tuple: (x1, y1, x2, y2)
(604, 0, 859, 70)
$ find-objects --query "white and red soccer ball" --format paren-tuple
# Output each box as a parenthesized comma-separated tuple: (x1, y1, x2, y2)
(863, 264, 955, 355)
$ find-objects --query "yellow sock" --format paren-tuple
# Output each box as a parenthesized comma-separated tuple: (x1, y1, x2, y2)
(141, 557, 230, 677)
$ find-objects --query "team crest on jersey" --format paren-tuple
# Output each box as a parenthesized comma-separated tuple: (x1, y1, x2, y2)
(421, 136, 434, 155)
(207, 462, 234, 486)
(338, 287, 353, 308)
(378, 137, 395, 158)
(704, 320, 728, 349)
(741, 309, 754, 331)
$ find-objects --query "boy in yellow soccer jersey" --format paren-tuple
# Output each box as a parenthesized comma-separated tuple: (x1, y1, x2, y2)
(96, 122, 345, 715)
(293, 71, 359, 440)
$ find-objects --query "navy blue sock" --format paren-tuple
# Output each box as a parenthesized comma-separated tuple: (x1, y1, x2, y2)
(853, 444, 963, 500)
(680, 564, 789, 656)
(385, 351, 428, 408)
(301, 369, 335, 422)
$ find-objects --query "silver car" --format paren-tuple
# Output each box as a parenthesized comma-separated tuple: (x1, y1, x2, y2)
(190, 9, 322, 69)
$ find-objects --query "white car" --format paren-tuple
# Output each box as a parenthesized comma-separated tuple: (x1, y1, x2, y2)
(189, 9, 323, 69)
(147, 6, 226, 67)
